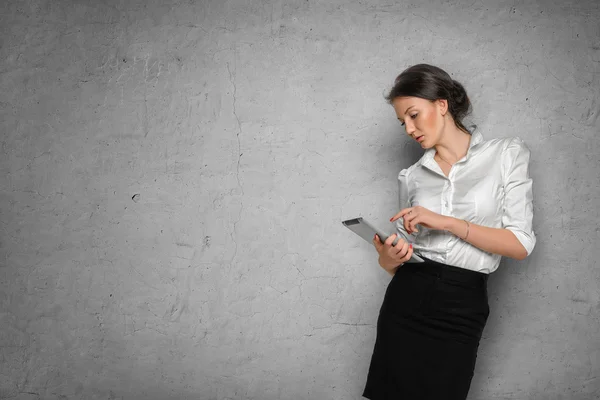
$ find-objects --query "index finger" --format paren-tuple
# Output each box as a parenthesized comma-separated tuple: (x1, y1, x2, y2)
(390, 208, 411, 223)
(384, 233, 398, 246)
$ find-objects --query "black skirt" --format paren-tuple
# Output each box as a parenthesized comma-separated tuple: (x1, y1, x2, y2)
(362, 255, 490, 400)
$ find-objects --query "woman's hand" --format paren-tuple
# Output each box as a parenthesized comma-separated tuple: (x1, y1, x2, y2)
(390, 206, 449, 235)
(372, 233, 414, 275)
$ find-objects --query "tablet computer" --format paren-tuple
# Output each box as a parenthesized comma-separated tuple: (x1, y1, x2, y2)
(342, 216, 424, 263)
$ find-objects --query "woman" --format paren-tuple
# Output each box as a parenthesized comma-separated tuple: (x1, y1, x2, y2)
(362, 64, 536, 399)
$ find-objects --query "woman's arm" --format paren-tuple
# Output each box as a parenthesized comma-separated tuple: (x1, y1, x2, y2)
(443, 218, 528, 260)
(443, 137, 536, 261)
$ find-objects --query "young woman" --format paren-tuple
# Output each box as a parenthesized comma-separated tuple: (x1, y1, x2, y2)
(362, 64, 536, 399)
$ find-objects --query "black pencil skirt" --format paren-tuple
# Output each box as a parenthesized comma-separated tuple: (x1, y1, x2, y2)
(362, 255, 490, 400)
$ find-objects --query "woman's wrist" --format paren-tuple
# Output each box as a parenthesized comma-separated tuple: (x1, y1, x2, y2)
(379, 257, 402, 273)
(444, 217, 468, 239)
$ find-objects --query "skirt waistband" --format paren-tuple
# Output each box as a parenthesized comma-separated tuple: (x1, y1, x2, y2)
(402, 254, 488, 286)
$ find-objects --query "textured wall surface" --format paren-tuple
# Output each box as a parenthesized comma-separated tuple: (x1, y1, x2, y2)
(1, 0, 599, 399)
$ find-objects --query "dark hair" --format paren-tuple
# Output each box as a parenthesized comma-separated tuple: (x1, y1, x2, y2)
(384, 64, 473, 135)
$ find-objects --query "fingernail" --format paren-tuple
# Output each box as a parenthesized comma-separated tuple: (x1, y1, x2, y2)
(389, 217, 394, 221)
(410, 244, 413, 248)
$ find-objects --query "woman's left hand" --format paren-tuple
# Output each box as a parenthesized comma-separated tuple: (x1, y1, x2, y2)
(390, 206, 449, 235)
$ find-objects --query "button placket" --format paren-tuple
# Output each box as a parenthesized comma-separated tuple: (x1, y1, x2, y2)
(444, 178, 453, 214)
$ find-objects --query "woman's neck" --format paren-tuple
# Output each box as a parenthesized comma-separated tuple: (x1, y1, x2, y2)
(434, 127, 472, 164)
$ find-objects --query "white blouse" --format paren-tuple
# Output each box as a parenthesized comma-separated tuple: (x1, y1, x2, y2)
(395, 124, 536, 274)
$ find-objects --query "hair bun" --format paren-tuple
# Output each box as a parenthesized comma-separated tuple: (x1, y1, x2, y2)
(448, 79, 471, 125)
(451, 80, 464, 99)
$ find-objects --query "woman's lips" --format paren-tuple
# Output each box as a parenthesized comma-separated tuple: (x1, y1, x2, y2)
(417, 136, 424, 142)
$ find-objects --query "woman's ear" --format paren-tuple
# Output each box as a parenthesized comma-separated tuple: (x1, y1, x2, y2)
(437, 99, 449, 116)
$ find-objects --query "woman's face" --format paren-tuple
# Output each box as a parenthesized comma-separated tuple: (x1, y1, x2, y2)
(392, 96, 447, 148)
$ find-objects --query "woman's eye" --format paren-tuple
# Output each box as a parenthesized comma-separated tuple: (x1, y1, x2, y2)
(400, 114, 418, 126)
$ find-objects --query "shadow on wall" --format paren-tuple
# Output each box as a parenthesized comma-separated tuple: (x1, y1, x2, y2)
(467, 254, 535, 398)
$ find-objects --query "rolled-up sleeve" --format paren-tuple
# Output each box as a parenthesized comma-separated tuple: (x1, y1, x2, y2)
(395, 168, 415, 243)
(501, 137, 536, 257)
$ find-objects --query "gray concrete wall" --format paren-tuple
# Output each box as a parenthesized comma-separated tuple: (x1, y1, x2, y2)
(1, 0, 599, 399)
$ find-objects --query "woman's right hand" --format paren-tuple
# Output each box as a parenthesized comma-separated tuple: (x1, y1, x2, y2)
(372, 233, 414, 275)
